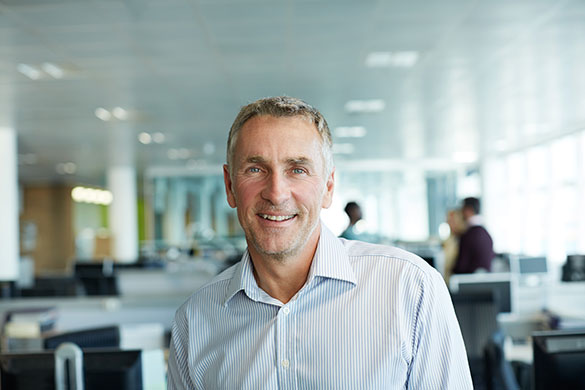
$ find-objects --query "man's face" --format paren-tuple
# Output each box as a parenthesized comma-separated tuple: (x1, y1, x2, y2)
(223, 115, 334, 260)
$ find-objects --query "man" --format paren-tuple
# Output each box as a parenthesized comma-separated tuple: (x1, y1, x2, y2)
(340, 201, 362, 240)
(168, 96, 472, 389)
(452, 197, 495, 274)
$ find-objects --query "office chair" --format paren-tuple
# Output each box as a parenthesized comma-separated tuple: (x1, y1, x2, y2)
(483, 330, 520, 390)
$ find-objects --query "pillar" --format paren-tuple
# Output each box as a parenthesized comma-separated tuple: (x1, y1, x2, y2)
(0, 126, 19, 281)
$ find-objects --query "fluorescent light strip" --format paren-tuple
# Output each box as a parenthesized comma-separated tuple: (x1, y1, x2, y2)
(335, 126, 367, 138)
(344, 99, 386, 113)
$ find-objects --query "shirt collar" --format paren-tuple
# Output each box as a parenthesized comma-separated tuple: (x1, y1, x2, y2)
(222, 222, 357, 306)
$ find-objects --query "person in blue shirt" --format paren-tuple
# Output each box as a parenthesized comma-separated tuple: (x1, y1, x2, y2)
(168, 96, 473, 389)
(340, 201, 362, 240)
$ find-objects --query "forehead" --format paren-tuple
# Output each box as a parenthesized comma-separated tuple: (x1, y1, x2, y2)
(234, 115, 323, 159)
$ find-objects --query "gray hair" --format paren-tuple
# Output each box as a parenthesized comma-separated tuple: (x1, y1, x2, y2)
(226, 96, 333, 176)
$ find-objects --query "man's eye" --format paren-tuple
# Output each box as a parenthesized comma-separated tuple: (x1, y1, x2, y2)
(248, 167, 260, 173)
(292, 168, 306, 174)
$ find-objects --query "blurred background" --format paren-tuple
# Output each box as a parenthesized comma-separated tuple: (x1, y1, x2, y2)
(1, 1, 585, 389)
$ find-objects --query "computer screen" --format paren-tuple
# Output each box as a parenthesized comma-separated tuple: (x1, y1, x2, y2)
(0, 349, 142, 390)
(514, 256, 548, 274)
(532, 330, 585, 390)
(450, 274, 512, 313)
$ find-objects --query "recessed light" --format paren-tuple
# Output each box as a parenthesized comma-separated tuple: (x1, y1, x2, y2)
(138, 132, 152, 144)
(344, 99, 385, 114)
(55, 162, 77, 175)
(112, 107, 128, 120)
(41, 62, 64, 79)
(152, 132, 166, 144)
(95, 107, 112, 121)
(17, 64, 41, 80)
(365, 51, 419, 68)
(334, 126, 367, 138)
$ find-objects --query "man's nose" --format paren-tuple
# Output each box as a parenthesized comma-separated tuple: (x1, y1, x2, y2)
(261, 171, 290, 205)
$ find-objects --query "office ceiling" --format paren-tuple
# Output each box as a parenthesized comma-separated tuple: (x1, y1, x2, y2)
(1, 0, 584, 185)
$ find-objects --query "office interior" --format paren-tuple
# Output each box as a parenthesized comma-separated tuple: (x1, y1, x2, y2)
(1, 0, 585, 389)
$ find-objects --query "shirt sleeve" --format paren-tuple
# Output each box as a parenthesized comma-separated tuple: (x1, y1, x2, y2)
(167, 305, 197, 390)
(406, 269, 473, 389)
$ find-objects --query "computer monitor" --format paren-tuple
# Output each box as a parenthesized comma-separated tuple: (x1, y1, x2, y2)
(44, 326, 120, 350)
(512, 256, 548, 275)
(0, 349, 142, 390)
(532, 330, 585, 390)
(450, 273, 512, 313)
(562, 255, 585, 282)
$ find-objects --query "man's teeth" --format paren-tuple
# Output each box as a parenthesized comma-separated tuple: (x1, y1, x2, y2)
(260, 214, 294, 221)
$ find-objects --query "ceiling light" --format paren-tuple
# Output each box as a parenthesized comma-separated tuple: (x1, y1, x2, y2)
(452, 151, 478, 164)
(41, 62, 64, 79)
(112, 107, 129, 120)
(17, 64, 41, 80)
(138, 132, 152, 144)
(152, 132, 166, 144)
(344, 99, 385, 114)
(334, 126, 367, 138)
(71, 186, 113, 206)
(365, 51, 419, 68)
(55, 162, 76, 175)
(95, 107, 112, 121)
(332, 143, 355, 154)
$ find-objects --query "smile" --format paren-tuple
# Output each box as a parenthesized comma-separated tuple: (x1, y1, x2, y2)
(259, 214, 296, 222)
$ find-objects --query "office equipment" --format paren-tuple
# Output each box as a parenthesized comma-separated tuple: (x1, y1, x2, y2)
(74, 262, 119, 296)
(450, 273, 512, 313)
(0, 348, 143, 389)
(512, 256, 548, 275)
(44, 326, 120, 350)
(562, 255, 585, 282)
(532, 330, 585, 390)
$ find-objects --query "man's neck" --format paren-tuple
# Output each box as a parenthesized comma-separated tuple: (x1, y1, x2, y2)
(248, 227, 321, 304)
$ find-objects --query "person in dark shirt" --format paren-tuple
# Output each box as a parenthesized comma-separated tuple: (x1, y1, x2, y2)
(452, 197, 495, 274)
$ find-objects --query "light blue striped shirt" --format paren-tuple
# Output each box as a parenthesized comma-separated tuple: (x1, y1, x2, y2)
(168, 224, 472, 389)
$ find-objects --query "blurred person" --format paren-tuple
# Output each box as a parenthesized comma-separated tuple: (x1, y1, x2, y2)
(340, 201, 362, 240)
(452, 197, 495, 274)
(168, 96, 472, 389)
(442, 208, 465, 283)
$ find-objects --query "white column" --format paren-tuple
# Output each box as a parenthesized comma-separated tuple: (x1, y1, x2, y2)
(0, 127, 19, 280)
(107, 165, 138, 263)
(164, 179, 187, 246)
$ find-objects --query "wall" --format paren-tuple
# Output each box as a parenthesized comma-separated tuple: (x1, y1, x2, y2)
(19, 185, 75, 274)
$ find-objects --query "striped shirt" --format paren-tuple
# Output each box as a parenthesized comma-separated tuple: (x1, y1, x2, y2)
(167, 224, 473, 389)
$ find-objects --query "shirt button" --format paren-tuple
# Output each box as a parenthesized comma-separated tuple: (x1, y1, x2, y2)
(282, 307, 290, 315)
(282, 359, 290, 368)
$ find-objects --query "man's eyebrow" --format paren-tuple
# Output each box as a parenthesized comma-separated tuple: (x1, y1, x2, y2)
(244, 156, 267, 164)
(286, 157, 314, 166)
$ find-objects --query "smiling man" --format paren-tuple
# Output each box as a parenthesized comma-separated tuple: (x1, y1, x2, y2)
(168, 96, 473, 389)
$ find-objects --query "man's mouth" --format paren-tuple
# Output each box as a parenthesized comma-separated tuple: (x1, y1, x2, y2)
(258, 213, 296, 222)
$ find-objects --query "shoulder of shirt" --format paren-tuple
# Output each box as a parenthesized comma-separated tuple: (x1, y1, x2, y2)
(340, 238, 436, 277)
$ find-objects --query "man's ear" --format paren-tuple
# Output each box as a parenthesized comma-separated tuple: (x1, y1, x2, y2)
(223, 164, 237, 208)
(321, 167, 335, 209)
